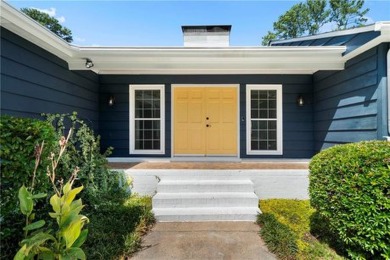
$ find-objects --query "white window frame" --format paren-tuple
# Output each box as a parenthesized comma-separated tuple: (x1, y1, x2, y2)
(246, 84, 283, 155)
(129, 84, 165, 154)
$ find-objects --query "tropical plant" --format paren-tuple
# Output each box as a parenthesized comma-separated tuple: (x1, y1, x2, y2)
(14, 131, 89, 259)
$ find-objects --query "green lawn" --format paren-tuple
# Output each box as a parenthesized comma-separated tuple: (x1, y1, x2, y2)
(258, 199, 344, 260)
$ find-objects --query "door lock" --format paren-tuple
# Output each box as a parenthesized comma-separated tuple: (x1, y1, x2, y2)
(206, 117, 209, 120)
(206, 124, 211, 128)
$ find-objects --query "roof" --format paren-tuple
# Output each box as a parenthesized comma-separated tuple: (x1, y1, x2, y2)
(271, 22, 390, 59)
(1, 1, 389, 75)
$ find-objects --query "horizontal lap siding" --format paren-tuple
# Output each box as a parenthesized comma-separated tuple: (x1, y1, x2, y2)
(0, 28, 100, 130)
(100, 75, 314, 158)
(313, 46, 382, 151)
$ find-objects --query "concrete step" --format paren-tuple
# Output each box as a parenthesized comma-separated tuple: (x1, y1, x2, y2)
(153, 207, 260, 222)
(153, 192, 259, 208)
(157, 179, 254, 193)
(152, 178, 260, 222)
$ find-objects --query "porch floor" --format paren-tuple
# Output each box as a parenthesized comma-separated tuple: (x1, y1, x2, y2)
(108, 161, 309, 170)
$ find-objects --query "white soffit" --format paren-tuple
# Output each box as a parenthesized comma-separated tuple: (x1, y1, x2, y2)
(1, 1, 346, 75)
(69, 46, 346, 74)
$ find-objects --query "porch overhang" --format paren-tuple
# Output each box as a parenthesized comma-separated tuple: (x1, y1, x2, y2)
(1, 0, 346, 75)
(68, 46, 346, 75)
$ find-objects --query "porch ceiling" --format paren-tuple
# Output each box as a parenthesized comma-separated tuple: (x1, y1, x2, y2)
(1, 1, 346, 75)
(68, 46, 346, 75)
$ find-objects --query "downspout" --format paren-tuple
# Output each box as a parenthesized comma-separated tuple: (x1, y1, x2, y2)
(387, 48, 390, 138)
(388, 48, 390, 136)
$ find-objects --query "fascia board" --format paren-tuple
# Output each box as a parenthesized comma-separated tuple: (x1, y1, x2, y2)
(342, 23, 390, 62)
(271, 22, 389, 45)
(0, 1, 74, 60)
(68, 46, 346, 74)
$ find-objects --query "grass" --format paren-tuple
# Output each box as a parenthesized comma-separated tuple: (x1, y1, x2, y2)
(257, 199, 344, 260)
(83, 195, 155, 260)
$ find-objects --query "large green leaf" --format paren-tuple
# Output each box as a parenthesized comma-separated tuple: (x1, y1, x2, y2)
(71, 229, 88, 248)
(14, 244, 28, 260)
(65, 247, 86, 260)
(62, 217, 83, 248)
(63, 185, 83, 207)
(31, 193, 47, 199)
(18, 185, 33, 216)
(50, 194, 61, 213)
(23, 220, 45, 231)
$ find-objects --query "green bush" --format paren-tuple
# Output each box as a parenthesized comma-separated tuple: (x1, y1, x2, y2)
(84, 196, 154, 259)
(43, 112, 130, 206)
(0, 115, 57, 258)
(309, 141, 390, 259)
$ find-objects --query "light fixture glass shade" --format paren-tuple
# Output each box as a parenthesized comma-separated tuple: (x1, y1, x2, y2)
(297, 95, 304, 106)
(108, 96, 115, 106)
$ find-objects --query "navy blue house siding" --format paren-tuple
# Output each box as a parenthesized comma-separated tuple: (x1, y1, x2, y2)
(0, 28, 100, 130)
(99, 75, 314, 158)
(313, 44, 389, 151)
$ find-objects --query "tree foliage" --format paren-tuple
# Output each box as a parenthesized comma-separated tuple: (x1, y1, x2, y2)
(329, 0, 369, 30)
(21, 8, 73, 43)
(262, 0, 369, 45)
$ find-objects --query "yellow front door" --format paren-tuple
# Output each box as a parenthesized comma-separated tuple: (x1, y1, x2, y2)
(174, 86, 237, 156)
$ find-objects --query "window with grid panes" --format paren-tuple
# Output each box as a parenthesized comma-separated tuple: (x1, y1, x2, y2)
(130, 85, 165, 154)
(246, 85, 282, 155)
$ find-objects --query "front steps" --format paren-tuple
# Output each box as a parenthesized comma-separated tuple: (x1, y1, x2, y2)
(152, 178, 260, 222)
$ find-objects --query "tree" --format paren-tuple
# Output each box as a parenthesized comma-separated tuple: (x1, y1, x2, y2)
(21, 8, 73, 43)
(262, 0, 369, 45)
(329, 0, 369, 30)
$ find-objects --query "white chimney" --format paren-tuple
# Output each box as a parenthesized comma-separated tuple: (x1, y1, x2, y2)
(182, 25, 231, 47)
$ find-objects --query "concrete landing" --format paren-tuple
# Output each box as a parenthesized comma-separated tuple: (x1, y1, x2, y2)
(131, 222, 276, 260)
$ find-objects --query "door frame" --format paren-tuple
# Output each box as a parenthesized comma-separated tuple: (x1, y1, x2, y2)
(171, 84, 240, 159)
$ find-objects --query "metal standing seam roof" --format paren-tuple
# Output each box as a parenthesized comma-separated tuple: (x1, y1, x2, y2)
(270, 30, 381, 55)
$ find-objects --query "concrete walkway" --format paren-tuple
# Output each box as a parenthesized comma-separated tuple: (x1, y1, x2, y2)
(131, 222, 276, 260)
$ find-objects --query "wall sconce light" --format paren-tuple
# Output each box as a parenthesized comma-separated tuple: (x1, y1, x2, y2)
(85, 58, 94, 68)
(108, 95, 115, 107)
(297, 94, 304, 106)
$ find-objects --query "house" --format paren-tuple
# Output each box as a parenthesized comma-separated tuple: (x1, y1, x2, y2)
(1, 1, 389, 162)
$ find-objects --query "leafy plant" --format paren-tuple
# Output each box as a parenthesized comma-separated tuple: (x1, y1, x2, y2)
(257, 213, 298, 259)
(258, 199, 344, 260)
(84, 195, 154, 259)
(14, 130, 89, 259)
(309, 141, 390, 259)
(0, 115, 57, 258)
(43, 112, 129, 206)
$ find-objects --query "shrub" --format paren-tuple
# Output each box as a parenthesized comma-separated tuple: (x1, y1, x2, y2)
(309, 141, 390, 259)
(0, 115, 57, 258)
(84, 196, 154, 259)
(43, 112, 130, 206)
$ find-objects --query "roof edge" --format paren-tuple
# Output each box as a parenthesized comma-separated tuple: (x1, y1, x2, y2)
(270, 21, 390, 45)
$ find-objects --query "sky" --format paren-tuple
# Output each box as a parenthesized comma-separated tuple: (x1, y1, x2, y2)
(7, 0, 390, 47)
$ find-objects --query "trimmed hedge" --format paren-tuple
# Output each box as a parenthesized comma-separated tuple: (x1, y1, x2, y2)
(0, 115, 57, 258)
(309, 141, 390, 259)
